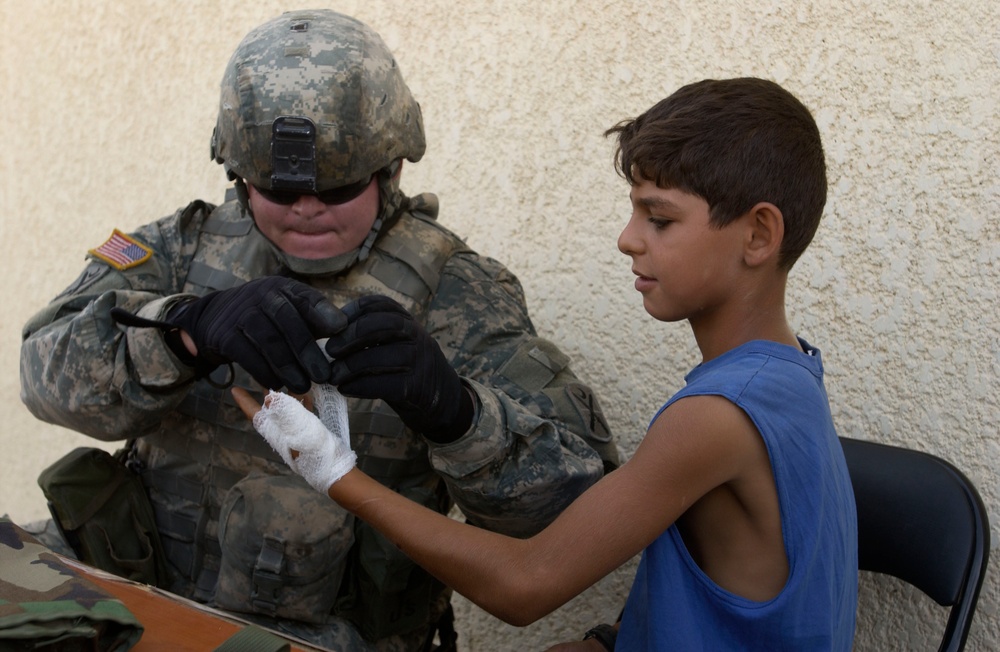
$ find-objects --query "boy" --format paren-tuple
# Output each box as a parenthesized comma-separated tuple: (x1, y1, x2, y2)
(234, 77, 858, 650)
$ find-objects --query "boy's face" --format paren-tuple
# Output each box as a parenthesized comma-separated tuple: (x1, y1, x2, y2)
(618, 179, 747, 323)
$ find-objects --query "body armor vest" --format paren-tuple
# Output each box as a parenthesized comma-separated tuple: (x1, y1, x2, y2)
(133, 197, 468, 640)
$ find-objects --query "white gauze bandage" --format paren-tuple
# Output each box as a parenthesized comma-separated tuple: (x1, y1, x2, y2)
(252, 385, 356, 493)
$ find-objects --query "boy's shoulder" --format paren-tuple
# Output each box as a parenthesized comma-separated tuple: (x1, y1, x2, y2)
(655, 338, 834, 456)
(675, 340, 823, 401)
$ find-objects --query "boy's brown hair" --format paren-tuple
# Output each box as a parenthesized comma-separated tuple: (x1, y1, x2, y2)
(607, 77, 827, 269)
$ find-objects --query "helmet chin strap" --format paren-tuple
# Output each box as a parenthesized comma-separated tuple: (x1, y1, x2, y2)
(233, 164, 408, 278)
(358, 159, 405, 262)
(274, 248, 363, 277)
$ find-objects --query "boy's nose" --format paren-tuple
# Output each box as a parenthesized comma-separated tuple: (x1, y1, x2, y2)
(617, 216, 642, 255)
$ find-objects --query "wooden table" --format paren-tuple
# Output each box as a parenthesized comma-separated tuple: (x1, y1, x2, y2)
(63, 558, 327, 652)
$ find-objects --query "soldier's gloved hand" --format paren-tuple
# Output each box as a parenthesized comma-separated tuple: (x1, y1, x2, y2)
(167, 277, 346, 393)
(323, 295, 475, 443)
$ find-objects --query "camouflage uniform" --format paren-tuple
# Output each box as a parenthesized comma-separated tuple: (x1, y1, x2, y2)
(19, 9, 618, 652)
(0, 518, 143, 650)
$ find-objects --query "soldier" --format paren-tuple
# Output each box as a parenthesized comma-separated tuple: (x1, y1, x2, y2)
(19, 9, 618, 651)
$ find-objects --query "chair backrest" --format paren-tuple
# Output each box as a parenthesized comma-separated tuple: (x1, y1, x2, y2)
(840, 437, 990, 652)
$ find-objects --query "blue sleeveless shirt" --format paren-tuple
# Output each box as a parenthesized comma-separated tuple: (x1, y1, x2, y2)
(617, 339, 857, 651)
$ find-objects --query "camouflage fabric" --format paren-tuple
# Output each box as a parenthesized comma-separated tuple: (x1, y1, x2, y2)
(0, 517, 143, 651)
(210, 8, 425, 275)
(211, 9, 425, 192)
(20, 192, 617, 651)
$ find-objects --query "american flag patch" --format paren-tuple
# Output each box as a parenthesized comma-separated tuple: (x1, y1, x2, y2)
(89, 229, 153, 270)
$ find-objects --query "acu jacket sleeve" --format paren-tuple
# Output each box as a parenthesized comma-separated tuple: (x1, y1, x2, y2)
(423, 251, 619, 538)
(19, 203, 210, 441)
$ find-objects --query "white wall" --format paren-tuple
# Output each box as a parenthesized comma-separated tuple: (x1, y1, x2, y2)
(2, 1, 997, 650)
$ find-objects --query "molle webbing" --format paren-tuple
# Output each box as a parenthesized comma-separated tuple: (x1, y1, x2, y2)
(185, 261, 246, 294)
(369, 235, 442, 297)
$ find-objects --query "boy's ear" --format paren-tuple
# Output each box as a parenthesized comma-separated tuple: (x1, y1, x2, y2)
(743, 202, 784, 268)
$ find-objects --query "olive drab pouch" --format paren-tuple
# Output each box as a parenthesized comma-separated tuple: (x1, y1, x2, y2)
(37, 447, 168, 587)
(215, 473, 354, 623)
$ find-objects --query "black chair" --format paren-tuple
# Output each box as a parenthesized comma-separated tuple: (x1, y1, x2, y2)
(840, 437, 991, 652)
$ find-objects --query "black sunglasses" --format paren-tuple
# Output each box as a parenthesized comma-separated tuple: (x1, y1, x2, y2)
(254, 174, 373, 206)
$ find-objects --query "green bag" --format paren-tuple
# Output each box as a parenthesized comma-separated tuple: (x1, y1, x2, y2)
(37, 447, 168, 587)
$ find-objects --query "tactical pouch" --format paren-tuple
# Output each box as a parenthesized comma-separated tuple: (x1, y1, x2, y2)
(216, 473, 353, 623)
(37, 446, 169, 587)
(335, 484, 446, 642)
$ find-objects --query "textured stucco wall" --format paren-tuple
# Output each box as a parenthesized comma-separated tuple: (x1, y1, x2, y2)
(1, 1, 997, 650)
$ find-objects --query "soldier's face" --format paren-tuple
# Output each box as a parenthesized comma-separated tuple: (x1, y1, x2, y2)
(247, 178, 380, 259)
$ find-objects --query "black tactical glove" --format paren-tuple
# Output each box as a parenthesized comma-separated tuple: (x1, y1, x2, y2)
(165, 277, 346, 393)
(324, 295, 475, 443)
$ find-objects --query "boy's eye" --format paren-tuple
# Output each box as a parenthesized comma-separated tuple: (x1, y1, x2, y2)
(649, 217, 671, 229)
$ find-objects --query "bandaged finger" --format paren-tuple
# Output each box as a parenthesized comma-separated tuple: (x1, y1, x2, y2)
(252, 390, 356, 492)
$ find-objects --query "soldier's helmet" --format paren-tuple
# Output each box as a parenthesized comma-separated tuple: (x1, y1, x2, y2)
(210, 9, 425, 193)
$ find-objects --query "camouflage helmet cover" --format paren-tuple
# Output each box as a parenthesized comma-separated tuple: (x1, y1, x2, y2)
(211, 9, 425, 191)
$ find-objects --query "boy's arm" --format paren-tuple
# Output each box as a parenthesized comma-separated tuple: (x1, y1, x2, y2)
(235, 388, 765, 625)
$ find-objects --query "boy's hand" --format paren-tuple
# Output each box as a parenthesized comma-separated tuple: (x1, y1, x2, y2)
(232, 385, 355, 492)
